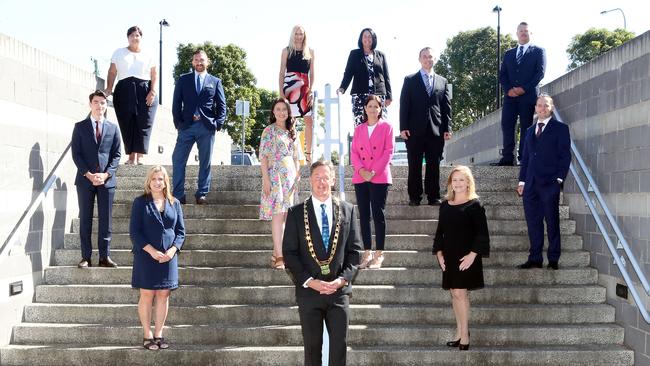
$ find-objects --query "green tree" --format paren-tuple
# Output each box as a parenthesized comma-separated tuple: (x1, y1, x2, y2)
(434, 27, 516, 131)
(174, 42, 260, 149)
(566, 28, 635, 70)
(251, 88, 279, 152)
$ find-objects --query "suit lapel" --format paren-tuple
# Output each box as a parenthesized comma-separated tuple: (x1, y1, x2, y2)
(305, 199, 327, 258)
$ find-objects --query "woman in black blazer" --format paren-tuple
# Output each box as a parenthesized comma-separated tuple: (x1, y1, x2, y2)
(338, 28, 392, 126)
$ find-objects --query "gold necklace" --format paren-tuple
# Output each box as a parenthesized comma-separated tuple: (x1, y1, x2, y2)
(303, 196, 341, 275)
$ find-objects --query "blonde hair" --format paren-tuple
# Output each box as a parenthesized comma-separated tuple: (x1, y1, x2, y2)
(445, 165, 479, 201)
(143, 165, 175, 203)
(288, 25, 312, 61)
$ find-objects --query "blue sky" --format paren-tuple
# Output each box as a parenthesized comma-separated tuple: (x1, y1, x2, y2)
(1, 0, 646, 133)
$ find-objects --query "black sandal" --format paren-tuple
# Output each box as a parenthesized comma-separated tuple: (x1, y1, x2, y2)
(154, 337, 169, 349)
(143, 338, 159, 350)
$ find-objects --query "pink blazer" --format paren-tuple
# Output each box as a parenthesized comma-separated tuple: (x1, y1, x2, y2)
(351, 119, 395, 184)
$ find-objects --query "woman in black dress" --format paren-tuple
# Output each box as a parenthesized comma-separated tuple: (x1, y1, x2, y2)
(337, 28, 392, 127)
(433, 165, 489, 350)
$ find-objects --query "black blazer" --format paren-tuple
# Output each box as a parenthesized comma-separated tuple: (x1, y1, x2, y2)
(71, 118, 121, 188)
(172, 71, 227, 131)
(339, 49, 392, 100)
(283, 197, 362, 298)
(399, 71, 452, 137)
(518, 117, 571, 186)
(499, 44, 546, 104)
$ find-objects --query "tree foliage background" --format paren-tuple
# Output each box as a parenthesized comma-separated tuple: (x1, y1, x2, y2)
(434, 27, 516, 131)
(174, 42, 276, 150)
(566, 28, 635, 70)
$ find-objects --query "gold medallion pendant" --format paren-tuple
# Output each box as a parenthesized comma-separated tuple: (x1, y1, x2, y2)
(304, 197, 342, 277)
(320, 264, 331, 275)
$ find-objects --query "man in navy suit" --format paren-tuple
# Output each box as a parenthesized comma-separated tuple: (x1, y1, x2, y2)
(172, 49, 227, 204)
(493, 22, 546, 166)
(517, 95, 571, 270)
(71, 90, 121, 268)
(399, 47, 452, 206)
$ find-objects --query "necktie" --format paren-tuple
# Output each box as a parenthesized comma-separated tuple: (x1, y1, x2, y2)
(320, 203, 330, 251)
(516, 46, 524, 64)
(536, 122, 544, 137)
(196, 74, 202, 95)
(426, 74, 433, 96)
(95, 120, 102, 143)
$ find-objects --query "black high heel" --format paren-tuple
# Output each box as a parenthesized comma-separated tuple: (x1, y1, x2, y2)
(446, 339, 460, 347)
(459, 343, 470, 350)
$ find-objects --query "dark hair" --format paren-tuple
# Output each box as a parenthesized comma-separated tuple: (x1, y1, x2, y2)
(193, 49, 208, 58)
(362, 94, 383, 121)
(269, 98, 297, 141)
(357, 28, 377, 50)
(419, 47, 433, 58)
(310, 159, 335, 176)
(127, 26, 143, 37)
(88, 90, 107, 102)
(518, 21, 529, 27)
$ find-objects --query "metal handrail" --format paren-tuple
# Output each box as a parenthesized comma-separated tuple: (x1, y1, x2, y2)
(0, 142, 72, 262)
(554, 109, 650, 323)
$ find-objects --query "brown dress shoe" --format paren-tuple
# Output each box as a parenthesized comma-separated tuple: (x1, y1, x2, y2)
(77, 259, 91, 268)
(196, 196, 208, 205)
(98, 257, 118, 268)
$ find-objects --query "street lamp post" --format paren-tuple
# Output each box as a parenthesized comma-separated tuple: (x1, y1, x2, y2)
(159, 19, 170, 104)
(600, 8, 626, 30)
(493, 5, 502, 109)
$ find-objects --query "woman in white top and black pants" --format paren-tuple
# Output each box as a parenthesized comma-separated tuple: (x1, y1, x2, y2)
(105, 25, 158, 165)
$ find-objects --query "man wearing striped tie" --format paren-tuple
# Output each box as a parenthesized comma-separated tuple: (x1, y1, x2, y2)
(283, 160, 362, 366)
(493, 22, 546, 166)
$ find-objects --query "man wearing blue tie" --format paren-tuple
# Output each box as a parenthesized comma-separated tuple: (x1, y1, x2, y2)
(171, 49, 227, 204)
(71, 90, 122, 268)
(283, 160, 362, 366)
(493, 22, 546, 166)
(517, 95, 571, 270)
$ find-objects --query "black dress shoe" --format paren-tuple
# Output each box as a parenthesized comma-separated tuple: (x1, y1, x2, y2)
(490, 160, 514, 166)
(446, 339, 460, 347)
(547, 261, 559, 270)
(459, 343, 470, 351)
(518, 261, 543, 269)
(77, 259, 91, 268)
(98, 257, 118, 268)
(196, 196, 208, 205)
(408, 200, 420, 206)
(428, 199, 442, 206)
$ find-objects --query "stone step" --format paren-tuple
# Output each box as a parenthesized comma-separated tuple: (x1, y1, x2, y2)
(53, 249, 591, 268)
(11, 323, 623, 347)
(22, 303, 615, 325)
(35, 284, 606, 306)
(44, 267, 598, 286)
(103, 203, 570, 220)
(116, 176, 521, 192)
(71, 217, 576, 235)
(0, 344, 633, 366)
(112, 190, 533, 206)
(116, 164, 521, 179)
(64, 233, 584, 251)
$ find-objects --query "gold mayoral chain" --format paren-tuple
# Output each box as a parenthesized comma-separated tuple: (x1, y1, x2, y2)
(303, 197, 342, 276)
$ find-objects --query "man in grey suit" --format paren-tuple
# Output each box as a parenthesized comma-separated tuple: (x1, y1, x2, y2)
(399, 47, 452, 206)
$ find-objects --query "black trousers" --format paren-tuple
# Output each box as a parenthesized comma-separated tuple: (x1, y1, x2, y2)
(113, 77, 158, 154)
(406, 133, 444, 202)
(500, 98, 535, 162)
(354, 182, 389, 250)
(297, 293, 350, 366)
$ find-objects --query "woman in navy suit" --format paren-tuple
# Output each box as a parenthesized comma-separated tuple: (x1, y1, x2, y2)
(130, 166, 185, 350)
(337, 28, 392, 126)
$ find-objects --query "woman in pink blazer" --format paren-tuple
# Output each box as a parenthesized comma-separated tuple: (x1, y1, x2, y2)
(351, 95, 395, 269)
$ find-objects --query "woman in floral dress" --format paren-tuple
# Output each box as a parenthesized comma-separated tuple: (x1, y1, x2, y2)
(259, 98, 301, 269)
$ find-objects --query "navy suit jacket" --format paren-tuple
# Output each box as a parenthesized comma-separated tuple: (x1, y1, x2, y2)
(399, 71, 452, 137)
(71, 117, 121, 188)
(518, 117, 571, 187)
(129, 195, 186, 252)
(499, 45, 546, 104)
(172, 71, 227, 131)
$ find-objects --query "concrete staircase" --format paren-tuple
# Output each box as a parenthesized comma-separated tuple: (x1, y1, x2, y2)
(0, 165, 634, 365)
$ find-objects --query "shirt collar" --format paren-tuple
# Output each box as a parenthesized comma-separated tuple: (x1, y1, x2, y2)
(195, 70, 207, 77)
(518, 42, 531, 52)
(420, 69, 434, 78)
(311, 195, 332, 210)
(538, 116, 551, 125)
(90, 116, 104, 125)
